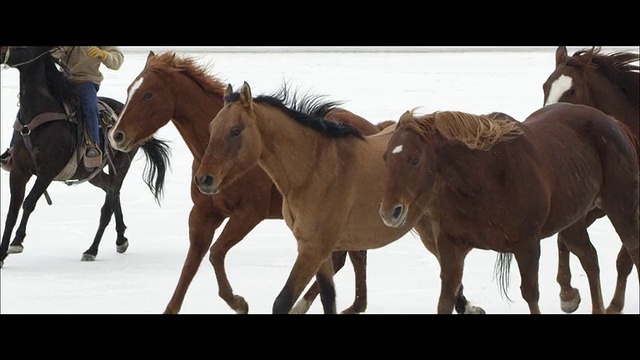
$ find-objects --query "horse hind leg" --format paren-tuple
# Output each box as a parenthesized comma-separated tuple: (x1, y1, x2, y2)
(606, 246, 633, 314)
(599, 194, 640, 314)
(83, 174, 123, 261)
(513, 241, 542, 314)
(556, 235, 581, 313)
(342, 250, 367, 314)
(291, 250, 368, 314)
(558, 222, 605, 314)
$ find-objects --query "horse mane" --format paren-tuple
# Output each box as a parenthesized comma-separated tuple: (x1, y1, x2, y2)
(570, 47, 640, 106)
(44, 49, 78, 106)
(229, 82, 364, 139)
(407, 110, 523, 150)
(145, 51, 227, 97)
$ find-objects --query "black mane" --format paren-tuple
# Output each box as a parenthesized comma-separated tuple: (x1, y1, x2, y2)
(226, 82, 364, 139)
(43, 49, 79, 107)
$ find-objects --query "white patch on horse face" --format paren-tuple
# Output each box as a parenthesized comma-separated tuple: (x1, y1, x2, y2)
(545, 74, 572, 106)
(392, 145, 403, 154)
(116, 77, 145, 125)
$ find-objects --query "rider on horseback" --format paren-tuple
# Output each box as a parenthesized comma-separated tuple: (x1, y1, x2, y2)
(1, 46, 124, 171)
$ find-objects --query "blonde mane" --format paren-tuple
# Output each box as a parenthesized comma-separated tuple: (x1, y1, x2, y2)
(145, 51, 227, 97)
(408, 110, 523, 150)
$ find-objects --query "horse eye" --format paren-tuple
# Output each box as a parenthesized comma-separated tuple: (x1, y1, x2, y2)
(567, 88, 575, 95)
(230, 127, 242, 137)
(410, 157, 420, 166)
(143, 92, 152, 100)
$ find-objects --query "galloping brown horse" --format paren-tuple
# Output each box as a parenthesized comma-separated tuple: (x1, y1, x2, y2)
(542, 46, 639, 313)
(108, 51, 392, 314)
(379, 104, 639, 314)
(194, 81, 488, 314)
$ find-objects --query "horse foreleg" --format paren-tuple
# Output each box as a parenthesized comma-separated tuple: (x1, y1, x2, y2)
(163, 208, 222, 314)
(1, 172, 30, 267)
(273, 245, 331, 314)
(433, 235, 470, 314)
(209, 213, 263, 314)
(316, 258, 337, 314)
(559, 223, 605, 314)
(8, 176, 52, 254)
(556, 235, 581, 313)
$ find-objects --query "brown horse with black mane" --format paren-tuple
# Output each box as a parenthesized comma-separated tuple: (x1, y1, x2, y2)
(379, 104, 639, 314)
(543, 46, 639, 313)
(194, 81, 491, 314)
(108, 51, 394, 314)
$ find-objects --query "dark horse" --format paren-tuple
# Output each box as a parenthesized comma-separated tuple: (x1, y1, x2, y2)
(542, 46, 639, 313)
(0, 46, 170, 268)
(379, 105, 639, 313)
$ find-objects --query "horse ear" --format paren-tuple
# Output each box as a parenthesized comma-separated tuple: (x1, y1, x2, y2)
(239, 81, 253, 110)
(145, 51, 155, 66)
(399, 110, 413, 124)
(583, 46, 596, 65)
(555, 46, 568, 65)
(224, 83, 233, 101)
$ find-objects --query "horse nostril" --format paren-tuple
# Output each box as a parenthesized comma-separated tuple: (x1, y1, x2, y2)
(195, 174, 214, 187)
(112, 131, 125, 144)
(203, 175, 214, 186)
(392, 205, 403, 220)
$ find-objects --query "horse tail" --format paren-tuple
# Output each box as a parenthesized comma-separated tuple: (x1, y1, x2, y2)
(139, 137, 172, 204)
(493, 252, 514, 302)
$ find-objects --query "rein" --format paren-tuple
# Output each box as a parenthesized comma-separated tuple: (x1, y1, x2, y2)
(1, 46, 59, 69)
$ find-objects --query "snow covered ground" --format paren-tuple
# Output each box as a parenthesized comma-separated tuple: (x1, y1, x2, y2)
(1, 46, 638, 315)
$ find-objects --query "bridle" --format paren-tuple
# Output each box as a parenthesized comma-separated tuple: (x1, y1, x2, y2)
(1, 46, 59, 69)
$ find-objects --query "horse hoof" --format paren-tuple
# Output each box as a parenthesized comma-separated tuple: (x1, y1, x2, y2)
(289, 299, 312, 314)
(605, 305, 623, 314)
(466, 304, 486, 314)
(560, 289, 581, 313)
(230, 295, 249, 314)
(7, 245, 24, 254)
(81, 253, 96, 262)
(116, 240, 129, 254)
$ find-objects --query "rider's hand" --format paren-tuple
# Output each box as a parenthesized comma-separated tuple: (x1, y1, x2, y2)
(87, 46, 108, 60)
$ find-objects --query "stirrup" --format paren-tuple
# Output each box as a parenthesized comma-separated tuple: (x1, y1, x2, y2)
(84, 145, 103, 170)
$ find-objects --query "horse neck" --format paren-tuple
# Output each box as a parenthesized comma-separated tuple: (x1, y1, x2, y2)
(17, 63, 63, 121)
(588, 71, 640, 136)
(170, 72, 225, 160)
(253, 104, 348, 194)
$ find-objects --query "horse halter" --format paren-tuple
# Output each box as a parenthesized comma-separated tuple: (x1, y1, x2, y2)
(1, 46, 58, 69)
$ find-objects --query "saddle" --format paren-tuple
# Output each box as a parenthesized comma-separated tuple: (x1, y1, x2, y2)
(13, 100, 118, 182)
(55, 100, 118, 182)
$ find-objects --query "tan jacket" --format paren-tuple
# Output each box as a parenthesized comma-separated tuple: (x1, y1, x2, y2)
(52, 46, 124, 85)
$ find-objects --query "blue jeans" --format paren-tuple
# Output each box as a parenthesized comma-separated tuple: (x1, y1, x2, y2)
(77, 81, 101, 146)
